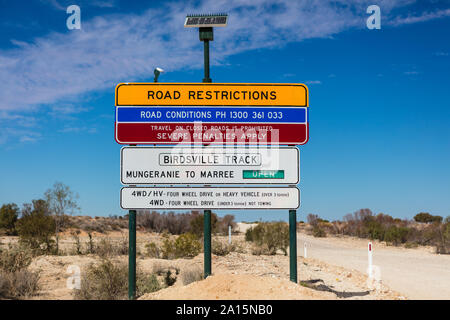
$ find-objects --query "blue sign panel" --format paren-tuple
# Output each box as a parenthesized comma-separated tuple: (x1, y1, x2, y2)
(117, 106, 307, 123)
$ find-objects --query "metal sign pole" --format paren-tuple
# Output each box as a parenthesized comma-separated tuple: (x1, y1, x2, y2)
(289, 209, 297, 283)
(204, 209, 212, 278)
(128, 141, 137, 300)
(200, 26, 213, 278)
(128, 209, 136, 299)
(201, 27, 212, 83)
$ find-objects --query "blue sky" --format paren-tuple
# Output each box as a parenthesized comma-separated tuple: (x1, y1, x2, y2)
(0, 0, 449, 222)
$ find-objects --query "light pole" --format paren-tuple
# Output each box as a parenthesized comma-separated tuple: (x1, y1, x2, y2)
(184, 13, 228, 278)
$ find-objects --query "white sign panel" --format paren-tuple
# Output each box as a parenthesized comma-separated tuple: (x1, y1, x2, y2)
(120, 187, 300, 210)
(121, 147, 299, 185)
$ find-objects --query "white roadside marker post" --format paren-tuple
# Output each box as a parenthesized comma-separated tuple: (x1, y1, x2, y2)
(228, 225, 232, 244)
(304, 242, 307, 258)
(368, 242, 373, 278)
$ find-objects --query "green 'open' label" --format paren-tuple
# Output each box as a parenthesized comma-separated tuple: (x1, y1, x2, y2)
(243, 170, 285, 179)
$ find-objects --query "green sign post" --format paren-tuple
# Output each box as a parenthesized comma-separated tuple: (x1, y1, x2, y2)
(128, 209, 136, 299)
(204, 209, 212, 278)
(289, 209, 297, 283)
(185, 14, 228, 279)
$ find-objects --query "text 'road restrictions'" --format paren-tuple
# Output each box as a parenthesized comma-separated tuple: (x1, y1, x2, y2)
(115, 83, 307, 106)
(120, 187, 300, 209)
(121, 147, 299, 184)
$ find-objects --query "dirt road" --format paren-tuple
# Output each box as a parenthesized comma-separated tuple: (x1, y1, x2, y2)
(297, 233, 450, 299)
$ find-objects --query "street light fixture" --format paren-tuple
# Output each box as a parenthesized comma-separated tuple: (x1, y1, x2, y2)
(154, 67, 164, 83)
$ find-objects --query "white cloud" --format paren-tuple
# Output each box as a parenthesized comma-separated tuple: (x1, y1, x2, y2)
(389, 8, 450, 26)
(58, 126, 97, 134)
(41, 0, 118, 10)
(19, 135, 40, 143)
(0, 127, 42, 145)
(0, 0, 443, 116)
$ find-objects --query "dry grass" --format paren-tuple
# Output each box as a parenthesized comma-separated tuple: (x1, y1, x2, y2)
(0, 245, 40, 299)
(181, 267, 203, 285)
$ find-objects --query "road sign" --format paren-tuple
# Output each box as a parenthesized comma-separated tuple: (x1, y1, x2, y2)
(115, 83, 308, 145)
(121, 146, 299, 185)
(120, 186, 300, 210)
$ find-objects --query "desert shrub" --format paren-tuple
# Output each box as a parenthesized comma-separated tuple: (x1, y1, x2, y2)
(212, 240, 236, 256)
(174, 233, 201, 258)
(307, 214, 319, 225)
(434, 222, 450, 254)
(342, 209, 375, 237)
(405, 242, 419, 249)
(245, 224, 263, 242)
(137, 211, 236, 237)
(164, 270, 178, 287)
(150, 262, 179, 287)
(0, 245, 33, 273)
(376, 213, 395, 225)
(136, 274, 161, 296)
(245, 222, 289, 255)
(16, 200, 56, 253)
(71, 231, 82, 255)
(190, 213, 218, 238)
(94, 237, 128, 258)
(332, 210, 448, 253)
(74, 259, 162, 300)
(182, 267, 203, 285)
(145, 242, 160, 258)
(0, 273, 7, 297)
(152, 261, 165, 275)
(307, 214, 334, 237)
(74, 259, 128, 300)
(161, 233, 201, 259)
(152, 262, 180, 276)
(68, 215, 127, 234)
(365, 220, 385, 240)
(0, 245, 40, 299)
(384, 226, 410, 245)
(264, 222, 289, 254)
(0, 203, 19, 235)
(86, 233, 95, 254)
(445, 222, 450, 240)
(216, 214, 237, 235)
(138, 210, 198, 234)
(312, 225, 327, 238)
(250, 244, 272, 256)
(414, 212, 442, 224)
(94, 238, 114, 258)
(161, 234, 177, 259)
(0, 270, 40, 299)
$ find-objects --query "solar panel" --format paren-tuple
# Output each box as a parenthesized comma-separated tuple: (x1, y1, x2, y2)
(184, 14, 228, 28)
